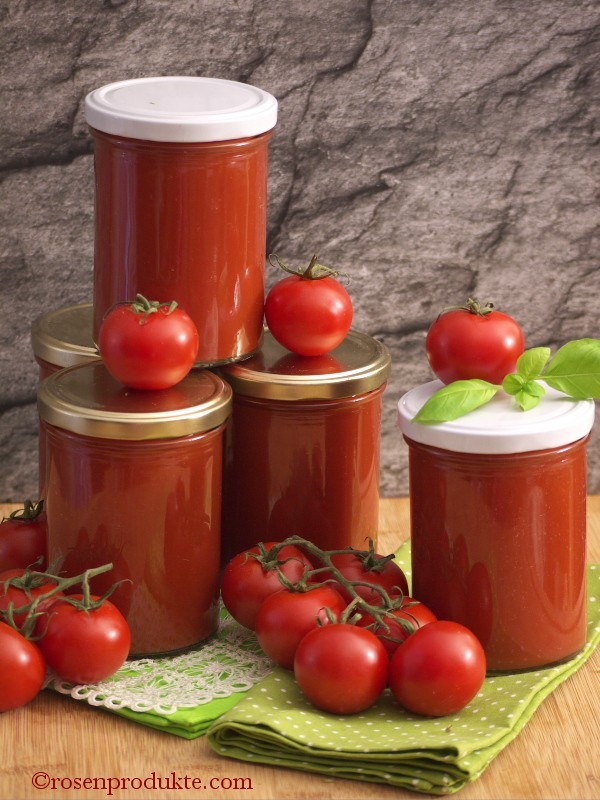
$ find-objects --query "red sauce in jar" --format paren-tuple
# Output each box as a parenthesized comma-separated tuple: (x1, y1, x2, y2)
(219, 330, 391, 563)
(85, 77, 277, 365)
(398, 380, 595, 671)
(38, 362, 231, 656)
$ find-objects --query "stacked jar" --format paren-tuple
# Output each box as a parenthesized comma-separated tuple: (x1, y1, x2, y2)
(36, 77, 278, 656)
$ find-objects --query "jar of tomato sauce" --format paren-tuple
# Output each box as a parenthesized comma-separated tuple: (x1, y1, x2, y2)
(38, 361, 232, 656)
(218, 329, 391, 563)
(31, 304, 100, 493)
(398, 380, 595, 672)
(31, 303, 98, 380)
(85, 76, 278, 365)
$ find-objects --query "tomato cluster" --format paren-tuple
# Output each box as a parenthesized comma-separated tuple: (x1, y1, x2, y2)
(221, 537, 486, 717)
(0, 563, 130, 713)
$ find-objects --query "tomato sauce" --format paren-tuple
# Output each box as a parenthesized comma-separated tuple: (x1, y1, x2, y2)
(398, 380, 595, 671)
(219, 330, 391, 563)
(85, 77, 277, 365)
(38, 362, 231, 656)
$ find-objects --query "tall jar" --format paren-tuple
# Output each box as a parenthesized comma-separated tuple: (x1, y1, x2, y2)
(85, 76, 278, 365)
(218, 330, 391, 563)
(38, 362, 232, 656)
(398, 380, 595, 672)
(31, 303, 99, 493)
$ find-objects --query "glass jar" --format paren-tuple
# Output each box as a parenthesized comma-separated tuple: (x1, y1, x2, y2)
(218, 330, 391, 563)
(85, 76, 278, 365)
(398, 380, 595, 671)
(31, 303, 98, 380)
(31, 303, 100, 493)
(38, 362, 232, 657)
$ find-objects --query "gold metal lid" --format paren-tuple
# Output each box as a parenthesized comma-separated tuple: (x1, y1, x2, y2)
(219, 329, 391, 400)
(31, 304, 99, 368)
(38, 362, 232, 440)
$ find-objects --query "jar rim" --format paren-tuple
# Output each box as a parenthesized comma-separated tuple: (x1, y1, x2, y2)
(38, 362, 232, 440)
(398, 379, 595, 454)
(218, 329, 391, 400)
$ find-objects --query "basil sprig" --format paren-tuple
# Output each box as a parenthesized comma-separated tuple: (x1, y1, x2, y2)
(413, 338, 600, 425)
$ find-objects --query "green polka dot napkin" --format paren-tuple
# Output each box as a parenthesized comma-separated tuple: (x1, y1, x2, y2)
(206, 554, 600, 795)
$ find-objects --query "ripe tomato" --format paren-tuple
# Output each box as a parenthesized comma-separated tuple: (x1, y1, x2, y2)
(221, 542, 313, 630)
(36, 596, 130, 684)
(294, 624, 389, 714)
(255, 586, 346, 669)
(356, 597, 437, 656)
(426, 299, 524, 385)
(0, 501, 47, 571)
(98, 294, 199, 390)
(0, 569, 60, 627)
(389, 621, 486, 717)
(0, 622, 46, 712)
(264, 255, 353, 356)
(321, 550, 408, 606)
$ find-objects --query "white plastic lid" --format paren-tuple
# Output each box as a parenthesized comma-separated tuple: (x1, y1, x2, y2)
(85, 76, 278, 143)
(398, 380, 595, 454)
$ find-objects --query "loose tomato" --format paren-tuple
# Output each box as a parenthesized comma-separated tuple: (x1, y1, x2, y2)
(264, 254, 353, 357)
(255, 586, 346, 669)
(98, 294, 199, 390)
(294, 624, 389, 714)
(0, 500, 47, 571)
(36, 596, 130, 684)
(356, 596, 437, 656)
(426, 298, 524, 385)
(389, 621, 486, 717)
(321, 549, 408, 606)
(0, 569, 60, 627)
(221, 542, 313, 630)
(0, 621, 46, 712)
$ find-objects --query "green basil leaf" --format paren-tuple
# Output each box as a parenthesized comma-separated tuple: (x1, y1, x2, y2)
(522, 379, 546, 398)
(502, 373, 525, 396)
(412, 380, 500, 424)
(514, 389, 543, 411)
(516, 347, 552, 380)
(542, 338, 600, 399)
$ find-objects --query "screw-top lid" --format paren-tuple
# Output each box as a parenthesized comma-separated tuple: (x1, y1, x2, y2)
(38, 362, 232, 440)
(85, 76, 278, 143)
(219, 329, 391, 401)
(31, 304, 98, 369)
(398, 380, 595, 454)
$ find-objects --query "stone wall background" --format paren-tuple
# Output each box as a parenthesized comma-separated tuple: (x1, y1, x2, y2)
(1, 0, 598, 501)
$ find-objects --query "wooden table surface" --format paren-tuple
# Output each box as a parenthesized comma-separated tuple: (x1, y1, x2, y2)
(1, 497, 599, 800)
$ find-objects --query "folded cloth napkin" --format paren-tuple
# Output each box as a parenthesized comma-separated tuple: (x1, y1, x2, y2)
(206, 559, 600, 794)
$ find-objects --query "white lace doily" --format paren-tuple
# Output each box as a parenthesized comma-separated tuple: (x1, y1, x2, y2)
(51, 611, 273, 716)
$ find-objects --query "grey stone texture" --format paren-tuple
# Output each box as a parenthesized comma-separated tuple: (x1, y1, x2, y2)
(1, 0, 599, 501)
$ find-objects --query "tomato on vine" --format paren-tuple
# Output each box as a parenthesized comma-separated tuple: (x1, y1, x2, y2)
(426, 298, 524, 385)
(389, 621, 486, 717)
(356, 596, 437, 656)
(319, 545, 408, 606)
(294, 624, 389, 714)
(98, 294, 199, 390)
(0, 568, 61, 627)
(221, 542, 313, 630)
(255, 585, 346, 669)
(0, 500, 47, 571)
(264, 254, 353, 357)
(0, 622, 46, 712)
(36, 595, 130, 684)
